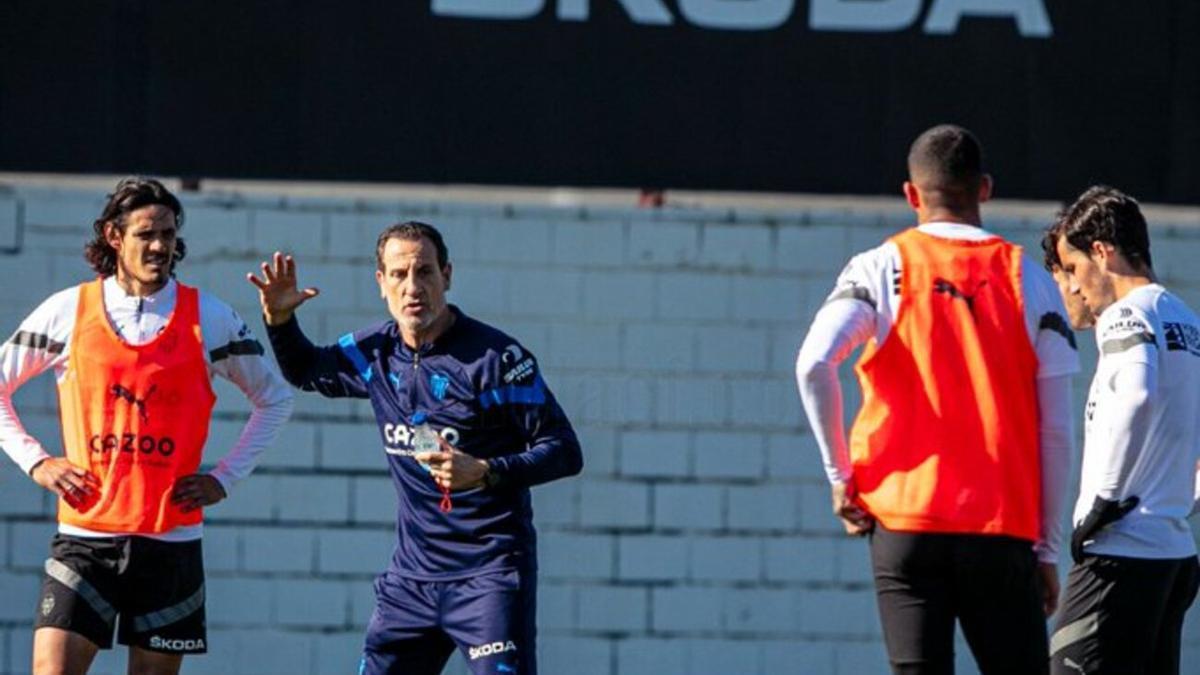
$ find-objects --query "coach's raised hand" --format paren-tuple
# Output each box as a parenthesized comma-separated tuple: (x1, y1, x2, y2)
(247, 251, 320, 326)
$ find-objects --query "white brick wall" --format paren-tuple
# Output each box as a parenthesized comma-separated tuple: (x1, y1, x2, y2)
(0, 182, 1198, 675)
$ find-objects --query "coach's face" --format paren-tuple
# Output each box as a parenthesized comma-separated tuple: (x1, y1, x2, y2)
(106, 204, 177, 296)
(377, 236, 452, 343)
(1056, 237, 1116, 319)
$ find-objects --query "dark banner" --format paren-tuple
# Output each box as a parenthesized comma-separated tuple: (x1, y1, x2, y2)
(1, 2, 1197, 203)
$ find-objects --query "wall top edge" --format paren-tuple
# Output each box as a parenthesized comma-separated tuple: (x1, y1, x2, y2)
(1, 172, 1198, 228)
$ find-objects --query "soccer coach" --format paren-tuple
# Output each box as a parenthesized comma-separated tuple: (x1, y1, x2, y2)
(249, 221, 582, 675)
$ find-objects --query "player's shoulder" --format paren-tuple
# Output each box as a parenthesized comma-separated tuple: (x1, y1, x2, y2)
(193, 287, 255, 337)
(18, 284, 83, 332)
(1096, 291, 1157, 353)
(837, 240, 897, 285)
(1017, 256, 1061, 307)
(194, 286, 239, 321)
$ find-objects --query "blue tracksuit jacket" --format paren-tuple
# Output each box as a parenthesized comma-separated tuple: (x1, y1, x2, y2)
(266, 306, 582, 580)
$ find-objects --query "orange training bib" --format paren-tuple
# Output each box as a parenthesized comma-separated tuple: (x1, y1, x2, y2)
(56, 279, 216, 533)
(849, 228, 1041, 541)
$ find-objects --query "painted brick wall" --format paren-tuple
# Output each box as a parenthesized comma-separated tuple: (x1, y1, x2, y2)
(1, 183, 1198, 675)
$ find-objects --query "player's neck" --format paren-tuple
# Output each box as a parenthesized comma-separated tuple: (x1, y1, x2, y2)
(401, 309, 456, 350)
(917, 206, 981, 227)
(1111, 270, 1158, 302)
(112, 271, 168, 298)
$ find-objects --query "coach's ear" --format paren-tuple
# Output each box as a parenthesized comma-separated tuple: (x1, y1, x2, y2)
(442, 262, 452, 292)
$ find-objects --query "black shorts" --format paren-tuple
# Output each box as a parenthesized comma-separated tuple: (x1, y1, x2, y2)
(34, 534, 207, 654)
(1050, 553, 1199, 675)
(870, 526, 1049, 675)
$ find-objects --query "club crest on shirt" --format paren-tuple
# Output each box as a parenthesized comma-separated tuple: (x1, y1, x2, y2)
(430, 373, 450, 400)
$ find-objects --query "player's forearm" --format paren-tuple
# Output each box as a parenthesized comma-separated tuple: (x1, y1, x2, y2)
(207, 395, 294, 494)
(0, 339, 58, 475)
(797, 356, 852, 485)
(1034, 375, 1074, 563)
(795, 302, 871, 485)
(1094, 361, 1156, 500)
(0, 391, 53, 476)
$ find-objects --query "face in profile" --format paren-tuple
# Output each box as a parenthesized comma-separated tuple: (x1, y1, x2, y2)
(1056, 237, 1118, 319)
(1051, 267, 1094, 330)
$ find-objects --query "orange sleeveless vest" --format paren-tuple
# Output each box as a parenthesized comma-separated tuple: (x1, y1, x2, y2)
(849, 228, 1041, 541)
(56, 279, 216, 533)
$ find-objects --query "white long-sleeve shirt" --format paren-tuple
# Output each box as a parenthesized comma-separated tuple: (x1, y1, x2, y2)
(1, 276, 293, 541)
(1077, 284, 1200, 559)
(795, 222, 1080, 563)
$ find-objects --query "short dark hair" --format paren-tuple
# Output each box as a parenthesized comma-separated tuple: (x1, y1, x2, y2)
(84, 177, 186, 276)
(1058, 185, 1153, 271)
(375, 221, 449, 271)
(1040, 226, 1062, 271)
(907, 124, 984, 210)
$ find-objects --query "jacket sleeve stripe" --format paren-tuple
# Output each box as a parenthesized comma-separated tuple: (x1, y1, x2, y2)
(479, 374, 546, 410)
(337, 333, 374, 382)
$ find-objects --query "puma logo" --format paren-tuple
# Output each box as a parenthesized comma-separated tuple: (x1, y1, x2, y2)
(933, 277, 988, 315)
(1061, 656, 1086, 673)
(110, 383, 156, 423)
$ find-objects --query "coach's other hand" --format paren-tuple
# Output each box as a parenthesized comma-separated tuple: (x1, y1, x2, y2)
(414, 436, 489, 491)
(832, 481, 874, 536)
(247, 251, 320, 326)
(171, 474, 228, 512)
(1070, 495, 1139, 563)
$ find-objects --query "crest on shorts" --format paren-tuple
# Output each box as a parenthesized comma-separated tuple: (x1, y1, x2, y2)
(41, 594, 55, 616)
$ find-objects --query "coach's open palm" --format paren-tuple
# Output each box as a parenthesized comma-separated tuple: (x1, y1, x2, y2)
(247, 251, 320, 325)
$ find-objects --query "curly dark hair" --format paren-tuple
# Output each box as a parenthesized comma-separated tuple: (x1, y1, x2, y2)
(84, 177, 186, 276)
(1058, 185, 1152, 271)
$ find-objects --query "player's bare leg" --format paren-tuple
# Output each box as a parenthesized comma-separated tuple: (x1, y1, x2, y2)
(32, 627, 99, 675)
(128, 646, 184, 675)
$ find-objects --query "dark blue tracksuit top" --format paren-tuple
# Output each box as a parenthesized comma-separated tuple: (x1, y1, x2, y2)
(266, 305, 583, 580)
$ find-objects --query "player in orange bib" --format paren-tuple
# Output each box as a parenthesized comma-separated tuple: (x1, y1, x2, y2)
(0, 178, 293, 675)
(797, 125, 1080, 674)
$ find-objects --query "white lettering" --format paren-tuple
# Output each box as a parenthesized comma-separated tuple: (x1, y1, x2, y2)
(468, 640, 518, 660)
(557, 0, 673, 24)
(383, 423, 412, 447)
(432, 0, 542, 19)
(678, 0, 792, 30)
(383, 423, 460, 452)
(149, 636, 205, 651)
(430, 0, 1052, 36)
(923, 0, 1052, 37)
(809, 0, 921, 32)
(503, 358, 535, 384)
